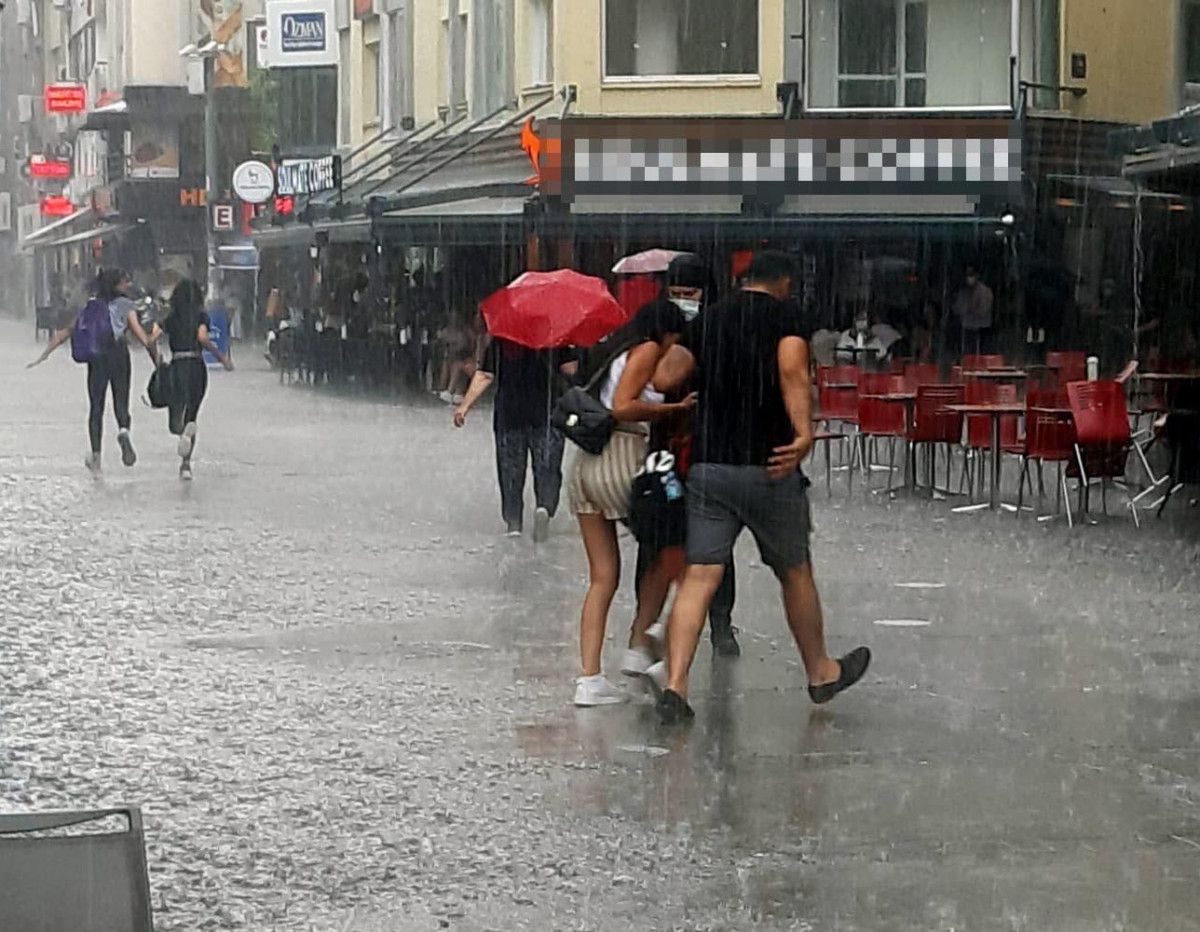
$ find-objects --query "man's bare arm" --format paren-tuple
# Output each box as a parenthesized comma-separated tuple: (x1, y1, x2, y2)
(768, 336, 814, 478)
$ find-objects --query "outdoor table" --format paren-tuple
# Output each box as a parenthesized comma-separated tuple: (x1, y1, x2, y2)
(943, 402, 1026, 511)
(961, 369, 1028, 381)
(835, 345, 880, 364)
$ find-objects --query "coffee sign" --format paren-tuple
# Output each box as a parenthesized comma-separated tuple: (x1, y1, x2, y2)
(275, 155, 341, 197)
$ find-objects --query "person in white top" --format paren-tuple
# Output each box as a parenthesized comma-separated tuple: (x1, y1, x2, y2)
(567, 301, 696, 707)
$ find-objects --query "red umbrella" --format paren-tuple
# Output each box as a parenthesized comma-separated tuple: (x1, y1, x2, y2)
(481, 269, 630, 349)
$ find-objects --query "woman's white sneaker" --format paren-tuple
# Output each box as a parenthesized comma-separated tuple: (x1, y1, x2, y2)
(177, 422, 197, 459)
(573, 675, 627, 707)
(619, 646, 654, 677)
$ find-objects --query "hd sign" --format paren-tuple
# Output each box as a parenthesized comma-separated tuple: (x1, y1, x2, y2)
(265, 0, 338, 68)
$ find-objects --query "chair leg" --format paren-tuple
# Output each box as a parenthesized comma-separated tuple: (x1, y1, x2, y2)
(887, 437, 897, 490)
(1060, 463, 1074, 529)
(1016, 458, 1029, 516)
(1036, 461, 1047, 516)
(1074, 445, 1089, 517)
(825, 441, 833, 498)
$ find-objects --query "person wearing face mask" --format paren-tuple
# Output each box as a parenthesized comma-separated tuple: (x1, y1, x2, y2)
(625, 255, 743, 675)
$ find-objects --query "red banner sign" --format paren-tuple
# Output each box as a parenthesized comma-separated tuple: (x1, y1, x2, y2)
(44, 83, 88, 114)
(41, 195, 77, 217)
(29, 156, 72, 180)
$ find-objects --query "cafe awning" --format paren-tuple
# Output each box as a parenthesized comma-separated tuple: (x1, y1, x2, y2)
(22, 208, 95, 248)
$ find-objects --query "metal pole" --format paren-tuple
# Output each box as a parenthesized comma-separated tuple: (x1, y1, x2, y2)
(204, 56, 219, 302)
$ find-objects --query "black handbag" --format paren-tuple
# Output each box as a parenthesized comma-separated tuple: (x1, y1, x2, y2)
(146, 364, 174, 409)
(551, 344, 630, 454)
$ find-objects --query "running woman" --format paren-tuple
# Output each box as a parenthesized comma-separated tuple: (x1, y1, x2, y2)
(144, 280, 234, 480)
(29, 268, 160, 473)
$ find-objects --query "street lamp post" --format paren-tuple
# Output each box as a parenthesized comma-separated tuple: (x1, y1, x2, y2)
(180, 39, 226, 303)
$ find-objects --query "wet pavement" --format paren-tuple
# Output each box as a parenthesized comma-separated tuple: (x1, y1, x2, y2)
(2, 319, 1200, 931)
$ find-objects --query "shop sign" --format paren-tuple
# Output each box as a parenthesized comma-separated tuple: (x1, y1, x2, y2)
(41, 196, 77, 217)
(275, 155, 341, 197)
(548, 118, 1022, 202)
(212, 203, 235, 232)
(232, 160, 275, 204)
(44, 83, 88, 114)
(266, 0, 338, 68)
(29, 155, 73, 180)
(181, 188, 208, 208)
(129, 123, 181, 180)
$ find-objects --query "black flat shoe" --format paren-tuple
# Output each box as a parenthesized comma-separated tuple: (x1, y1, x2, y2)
(808, 647, 871, 705)
(710, 622, 741, 658)
(655, 688, 695, 725)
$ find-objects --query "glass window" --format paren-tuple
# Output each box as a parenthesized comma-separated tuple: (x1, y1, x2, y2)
(472, 0, 514, 118)
(605, 0, 759, 78)
(810, 0, 1012, 109)
(1186, 1, 1200, 84)
(527, 0, 553, 86)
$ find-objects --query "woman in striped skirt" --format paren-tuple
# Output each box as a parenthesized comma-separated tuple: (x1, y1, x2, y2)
(569, 302, 695, 707)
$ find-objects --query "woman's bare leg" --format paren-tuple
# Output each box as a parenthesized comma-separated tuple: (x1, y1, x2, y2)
(577, 513, 620, 677)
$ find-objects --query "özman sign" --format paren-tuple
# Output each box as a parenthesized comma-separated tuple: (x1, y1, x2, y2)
(265, 0, 339, 68)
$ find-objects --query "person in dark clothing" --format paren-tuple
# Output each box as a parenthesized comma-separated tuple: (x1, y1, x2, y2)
(453, 336, 575, 540)
(29, 268, 159, 473)
(145, 280, 234, 480)
(651, 250, 871, 724)
(629, 255, 741, 659)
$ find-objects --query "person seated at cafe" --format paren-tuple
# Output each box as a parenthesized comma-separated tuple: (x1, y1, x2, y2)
(836, 310, 902, 365)
(435, 308, 482, 404)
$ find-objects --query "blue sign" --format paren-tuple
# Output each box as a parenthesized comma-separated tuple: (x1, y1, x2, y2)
(280, 12, 327, 53)
(204, 306, 231, 369)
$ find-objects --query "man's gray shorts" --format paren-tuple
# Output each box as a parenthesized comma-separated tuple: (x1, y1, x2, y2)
(685, 463, 813, 571)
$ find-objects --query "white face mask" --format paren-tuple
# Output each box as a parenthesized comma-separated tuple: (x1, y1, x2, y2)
(672, 298, 701, 321)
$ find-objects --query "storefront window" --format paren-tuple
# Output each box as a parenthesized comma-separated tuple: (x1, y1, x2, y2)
(809, 0, 1013, 109)
(604, 0, 759, 79)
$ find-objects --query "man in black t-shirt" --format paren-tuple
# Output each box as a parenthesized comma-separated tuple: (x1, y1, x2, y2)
(651, 251, 871, 723)
(454, 336, 573, 539)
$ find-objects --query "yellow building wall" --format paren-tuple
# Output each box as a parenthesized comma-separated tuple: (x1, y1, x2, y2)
(553, 0, 786, 117)
(411, 0, 446, 125)
(1061, 0, 1179, 124)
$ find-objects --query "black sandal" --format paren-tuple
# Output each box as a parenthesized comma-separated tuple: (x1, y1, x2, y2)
(808, 647, 871, 705)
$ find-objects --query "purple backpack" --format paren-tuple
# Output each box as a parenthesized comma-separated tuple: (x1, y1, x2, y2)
(70, 298, 113, 363)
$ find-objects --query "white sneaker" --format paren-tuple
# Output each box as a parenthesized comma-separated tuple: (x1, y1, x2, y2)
(573, 675, 627, 707)
(620, 646, 654, 677)
(437, 390, 454, 404)
(177, 422, 197, 459)
(533, 506, 551, 542)
(84, 453, 102, 474)
(644, 661, 668, 694)
(646, 621, 666, 646)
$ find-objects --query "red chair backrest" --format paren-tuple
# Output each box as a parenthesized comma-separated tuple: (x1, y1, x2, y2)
(910, 383, 965, 443)
(1047, 351, 1087, 383)
(818, 364, 859, 420)
(1028, 386, 1069, 410)
(995, 383, 1020, 447)
(1025, 407, 1077, 461)
(964, 380, 996, 448)
(904, 363, 940, 391)
(857, 374, 907, 435)
(963, 354, 1006, 370)
(1067, 380, 1131, 448)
